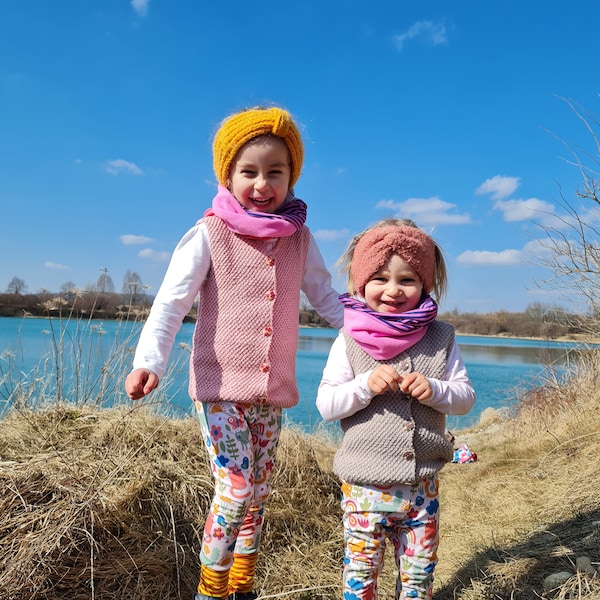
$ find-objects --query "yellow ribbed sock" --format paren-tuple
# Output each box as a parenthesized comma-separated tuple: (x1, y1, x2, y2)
(228, 552, 258, 594)
(198, 564, 230, 599)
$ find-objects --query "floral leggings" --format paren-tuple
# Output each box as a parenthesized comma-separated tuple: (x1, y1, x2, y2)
(195, 400, 282, 570)
(341, 476, 440, 600)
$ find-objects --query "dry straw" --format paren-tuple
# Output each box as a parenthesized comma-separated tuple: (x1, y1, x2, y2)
(1, 312, 600, 599)
(0, 407, 344, 600)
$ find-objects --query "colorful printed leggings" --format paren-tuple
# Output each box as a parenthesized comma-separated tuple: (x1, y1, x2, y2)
(195, 400, 282, 570)
(342, 476, 440, 600)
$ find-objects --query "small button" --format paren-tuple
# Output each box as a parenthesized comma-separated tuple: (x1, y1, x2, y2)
(265, 256, 275, 266)
(403, 451, 414, 461)
(257, 395, 267, 403)
(259, 362, 270, 373)
(262, 326, 273, 337)
(265, 290, 276, 301)
(405, 421, 415, 431)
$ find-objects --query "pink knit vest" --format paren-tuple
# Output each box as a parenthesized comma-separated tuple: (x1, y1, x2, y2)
(188, 216, 310, 407)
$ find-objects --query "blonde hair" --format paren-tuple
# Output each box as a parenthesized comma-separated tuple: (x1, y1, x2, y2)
(338, 218, 448, 302)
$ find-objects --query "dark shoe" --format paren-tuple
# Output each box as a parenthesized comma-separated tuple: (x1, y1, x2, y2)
(193, 594, 228, 600)
(229, 592, 258, 600)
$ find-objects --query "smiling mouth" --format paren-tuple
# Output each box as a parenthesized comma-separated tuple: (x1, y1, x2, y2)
(382, 301, 404, 309)
(250, 197, 272, 206)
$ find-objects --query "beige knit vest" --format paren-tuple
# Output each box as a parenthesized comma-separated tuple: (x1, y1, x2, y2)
(333, 320, 456, 486)
(188, 217, 310, 407)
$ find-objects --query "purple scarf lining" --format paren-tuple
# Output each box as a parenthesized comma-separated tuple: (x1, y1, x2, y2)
(204, 185, 307, 239)
(340, 293, 438, 360)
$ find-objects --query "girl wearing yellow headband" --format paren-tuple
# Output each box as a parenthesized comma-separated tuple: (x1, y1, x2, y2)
(317, 219, 475, 600)
(125, 106, 344, 600)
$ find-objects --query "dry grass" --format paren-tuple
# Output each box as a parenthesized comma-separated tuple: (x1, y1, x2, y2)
(1, 351, 600, 599)
(434, 350, 600, 599)
(0, 404, 344, 600)
(0, 405, 212, 599)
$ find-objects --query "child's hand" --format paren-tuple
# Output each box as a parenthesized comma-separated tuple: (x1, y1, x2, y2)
(125, 368, 160, 400)
(399, 371, 433, 402)
(367, 365, 402, 395)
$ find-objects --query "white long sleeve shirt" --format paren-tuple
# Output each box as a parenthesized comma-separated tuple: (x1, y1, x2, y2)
(133, 222, 344, 379)
(316, 331, 476, 421)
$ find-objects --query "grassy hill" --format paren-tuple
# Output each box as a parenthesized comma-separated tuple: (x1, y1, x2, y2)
(1, 351, 599, 599)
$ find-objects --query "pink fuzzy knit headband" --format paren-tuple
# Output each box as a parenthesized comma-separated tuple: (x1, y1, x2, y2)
(351, 225, 436, 296)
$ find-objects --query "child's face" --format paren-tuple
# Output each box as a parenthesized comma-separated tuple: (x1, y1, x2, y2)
(364, 253, 424, 314)
(229, 136, 292, 213)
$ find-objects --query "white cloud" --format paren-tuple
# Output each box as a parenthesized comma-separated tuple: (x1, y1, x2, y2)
(493, 198, 556, 223)
(476, 175, 520, 200)
(457, 249, 523, 266)
(580, 205, 600, 225)
(138, 248, 171, 262)
(44, 261, 69, 270)
(131, 0, 149, 17)
(521, 238, 552, 261)
(547, 204, 600, 230)
(313, 228, 350, 242)
(105, 159, 144, 176)
(120, 234, 154, 245)
(394, 20, 448, 51)
(376, 197, 471, 226)
(525, 203, 600, 237)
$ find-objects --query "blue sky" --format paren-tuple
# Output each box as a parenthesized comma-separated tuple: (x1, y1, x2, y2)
(1, 1, 599, 313)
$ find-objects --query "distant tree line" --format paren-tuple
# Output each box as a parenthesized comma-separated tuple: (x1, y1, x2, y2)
(4, 269, 148, 302)
(301, 303, 589, 339)
(0, 288, 593, 340)
(1, 269, 153, 321)
(0, 291, 151, 320)
(438, 303, 585, 340)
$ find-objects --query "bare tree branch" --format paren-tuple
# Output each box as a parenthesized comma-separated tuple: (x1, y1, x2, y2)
(533, 96, 600, 332)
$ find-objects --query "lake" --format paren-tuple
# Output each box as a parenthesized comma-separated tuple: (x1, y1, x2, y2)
(292, 327, 587, 430)
(0, 316, 591, 431)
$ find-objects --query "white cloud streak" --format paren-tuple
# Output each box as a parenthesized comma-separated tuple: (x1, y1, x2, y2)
(44, 261, 69, 270)
(131, 0, 149, 17)
(493, 198, 556, 223)
(313, 228, 350, 241)
(105, 159, 144, 176)
(120, 234, 154, 245)
(456, 249, 523, 266)
(476, 175, 520, 200)
(376, 197, 471, 226)
(138, 248, 171, 262)
(394, 20, 448, 51)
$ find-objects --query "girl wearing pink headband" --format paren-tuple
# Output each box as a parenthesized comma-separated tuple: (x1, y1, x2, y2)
(317, 219, 475, 600)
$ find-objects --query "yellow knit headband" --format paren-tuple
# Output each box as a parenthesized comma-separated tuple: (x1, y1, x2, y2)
(212, 107, 304, 189)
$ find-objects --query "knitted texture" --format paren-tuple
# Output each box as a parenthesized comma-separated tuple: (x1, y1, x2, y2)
(351, 225, 436, 296)
(333, 320, 456, 486)
(213, 107, 304, 188)
(189, 217, 310, 407)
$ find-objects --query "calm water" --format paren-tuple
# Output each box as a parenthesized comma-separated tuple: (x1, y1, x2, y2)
(0, 316, 591, 431)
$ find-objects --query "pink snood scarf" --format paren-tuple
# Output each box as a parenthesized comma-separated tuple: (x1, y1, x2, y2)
(204, 185, 307, 239)
(341, 293, 438, 360)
